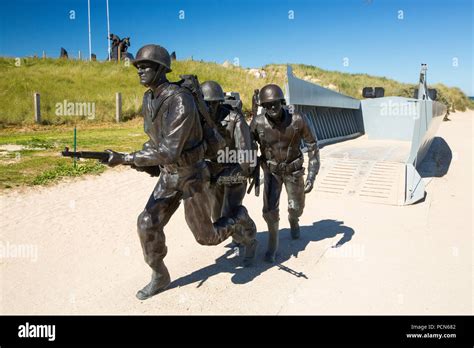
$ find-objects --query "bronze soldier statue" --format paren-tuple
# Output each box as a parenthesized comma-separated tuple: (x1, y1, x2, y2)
(201, 81, 258, 252)
(104, 45, 257, 300)
(250, 84, 320, 263)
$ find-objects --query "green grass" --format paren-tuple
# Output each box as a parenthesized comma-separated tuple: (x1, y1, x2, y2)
(0, 118, 147, 189)
(0, 57, 143, 125)
(0, 56, 472, 190)
(31, 160, 105, 186)
(1, 57, 471, 126)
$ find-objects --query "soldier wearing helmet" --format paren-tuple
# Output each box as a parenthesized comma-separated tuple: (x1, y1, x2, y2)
(201, 81, 258, 254)
(250, 84, 320, 263)
(104, 45, 257, 300)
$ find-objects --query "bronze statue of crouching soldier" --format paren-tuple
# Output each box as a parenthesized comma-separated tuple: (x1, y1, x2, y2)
(201, 80, 258, 254)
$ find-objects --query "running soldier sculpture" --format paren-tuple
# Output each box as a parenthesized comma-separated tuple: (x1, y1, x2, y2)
(250, 84, 320, 263)
(201, 81, 258, 250)
(104, 44, 257, 300)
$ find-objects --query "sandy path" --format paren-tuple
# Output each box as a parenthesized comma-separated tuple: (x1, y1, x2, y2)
(1, 111, 472, 314)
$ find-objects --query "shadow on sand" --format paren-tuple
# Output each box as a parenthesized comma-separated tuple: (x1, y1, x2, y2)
(418, 137, 452, 178)
(169, 219, 355, 289)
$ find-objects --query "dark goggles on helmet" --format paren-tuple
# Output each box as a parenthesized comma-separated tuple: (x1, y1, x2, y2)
(261, 101, 281, 109)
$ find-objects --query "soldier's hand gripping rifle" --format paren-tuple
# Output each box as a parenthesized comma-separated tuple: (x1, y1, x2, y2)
(61, 147, 161, 177)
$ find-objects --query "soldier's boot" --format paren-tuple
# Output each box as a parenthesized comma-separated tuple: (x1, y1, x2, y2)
(230, 238, 242, 248)
(265, 221, 279, 263)
(214, 216, 237, 242)
(136, 261, 171, 300)
(243, 238, 258, 267)
(241, 219, 258, 267)
(233, 206, 258, 267)
(289, 217, 300, 240)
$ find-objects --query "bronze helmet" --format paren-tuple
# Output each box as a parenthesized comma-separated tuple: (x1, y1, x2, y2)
(133, 44, 172, 72)
(201, 81, 225, 102)
(259, 84, 285, 104)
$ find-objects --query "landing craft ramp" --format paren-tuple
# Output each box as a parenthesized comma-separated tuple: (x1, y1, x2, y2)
(285, 65, 446, 205)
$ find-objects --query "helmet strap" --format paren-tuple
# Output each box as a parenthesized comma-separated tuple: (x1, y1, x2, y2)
(148, 64, 168, 88)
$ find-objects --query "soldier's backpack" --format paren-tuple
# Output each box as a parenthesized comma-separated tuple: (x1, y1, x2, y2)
(147, 75, 226, 159)
(219, 93, 244, 139)
(223, 92, 243, 113)
(175, 75, 226, 158)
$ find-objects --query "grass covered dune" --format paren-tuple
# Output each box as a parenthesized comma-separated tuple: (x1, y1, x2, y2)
(0, 57, 472, 190)
(0, 57, 472, 126)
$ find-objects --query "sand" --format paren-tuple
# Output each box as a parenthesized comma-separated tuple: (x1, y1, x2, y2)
(1, 110, 472, 314)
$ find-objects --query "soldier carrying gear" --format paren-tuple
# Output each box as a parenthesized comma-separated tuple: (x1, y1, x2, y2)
(223, 92, 243, 113)
(201, 80, 258, 256)
(201, 80, 225, 102)
(250, 84, 320, 263)
(105, 45, 257, 300)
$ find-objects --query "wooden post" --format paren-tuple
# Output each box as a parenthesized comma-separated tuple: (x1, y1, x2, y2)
(33, 92, 41, 124)
(115, 92, 122, 122)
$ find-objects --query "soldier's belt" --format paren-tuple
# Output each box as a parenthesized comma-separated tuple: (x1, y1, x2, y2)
(266, 156, 304, 175)
(161, 158, 207, 174)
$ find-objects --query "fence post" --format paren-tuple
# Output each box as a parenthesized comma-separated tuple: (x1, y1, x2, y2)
(33, 92, 41, 124)
(115, 92, 122, 122)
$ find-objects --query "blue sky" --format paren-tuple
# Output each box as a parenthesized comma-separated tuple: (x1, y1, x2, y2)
(1, 0, 472, 94)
